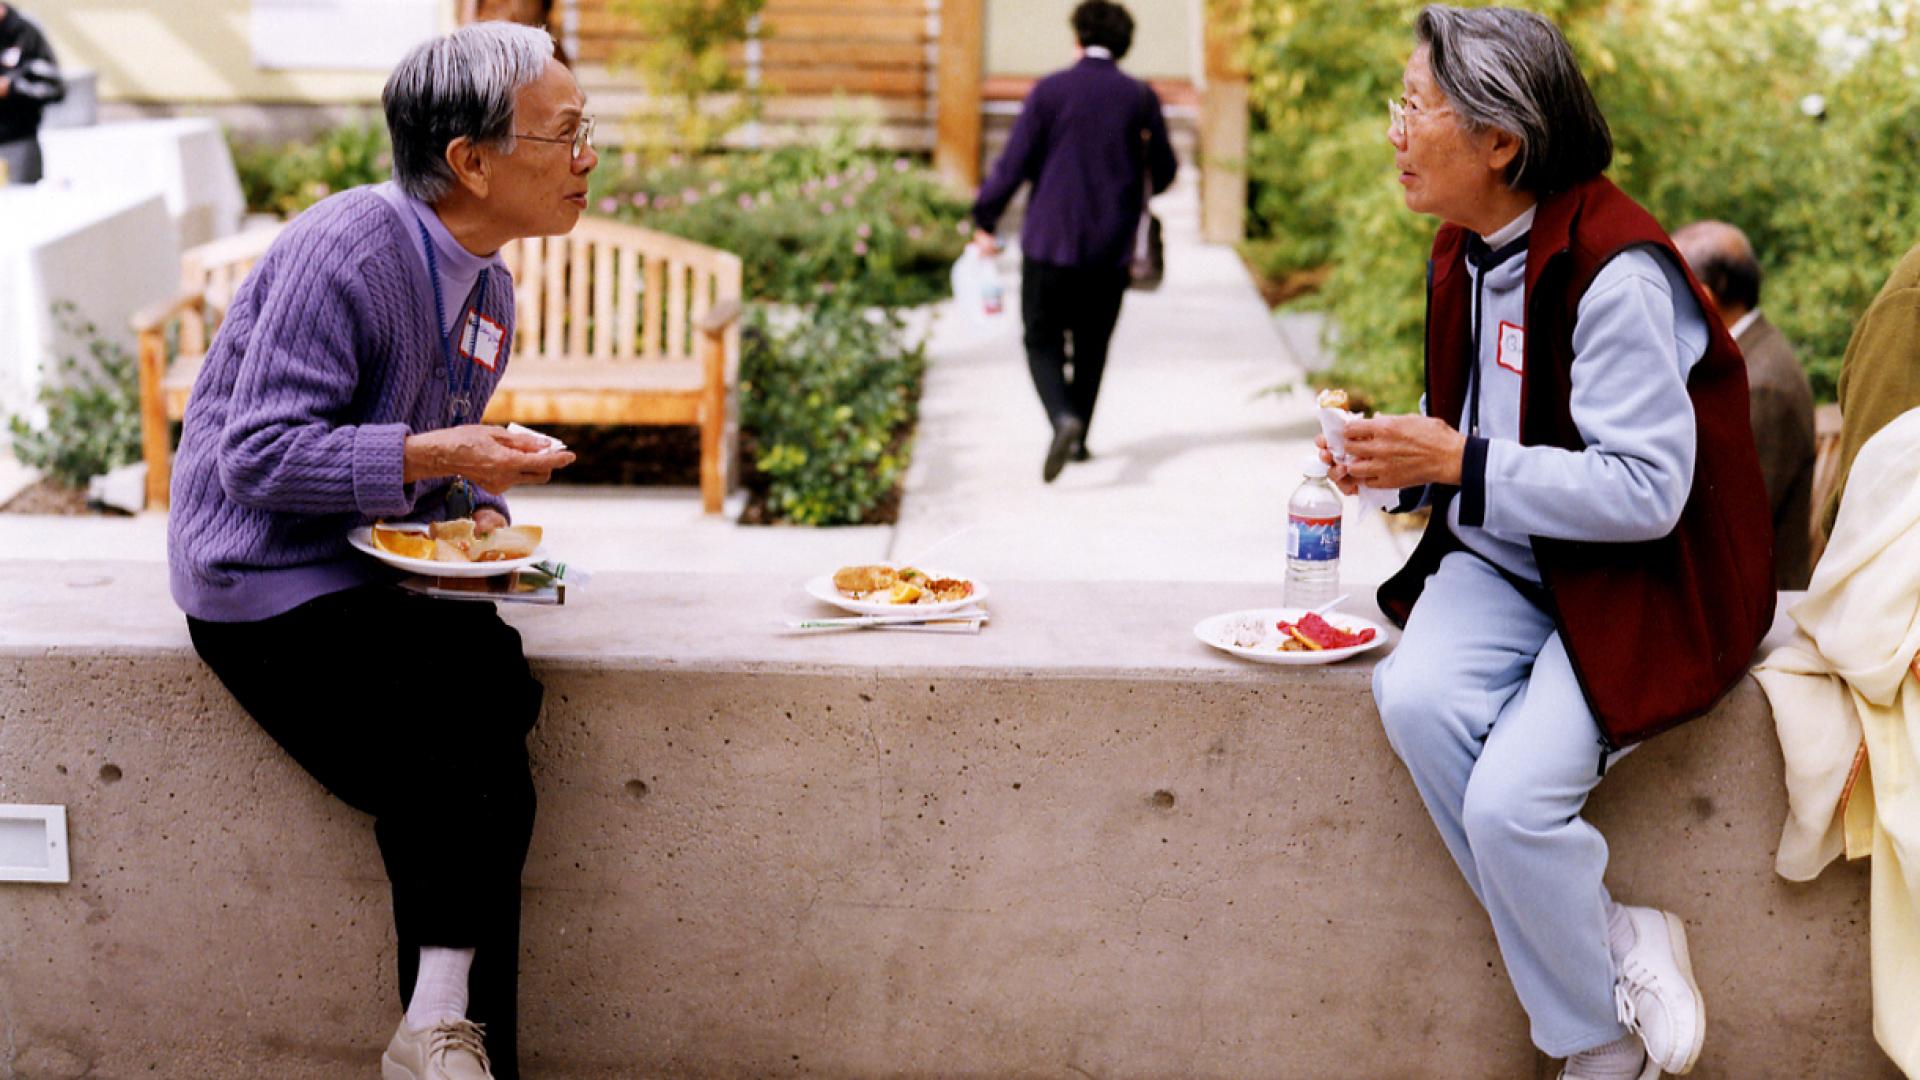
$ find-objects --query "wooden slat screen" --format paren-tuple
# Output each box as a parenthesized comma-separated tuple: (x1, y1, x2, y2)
(557, 0, 939, 146)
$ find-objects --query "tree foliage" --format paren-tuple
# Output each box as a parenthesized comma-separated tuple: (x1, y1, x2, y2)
(613, 0, 767, 155)
(1241, 0, 1920, 410)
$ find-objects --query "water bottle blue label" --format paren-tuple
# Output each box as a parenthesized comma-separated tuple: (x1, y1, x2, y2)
(1288, 514, 1341, 561)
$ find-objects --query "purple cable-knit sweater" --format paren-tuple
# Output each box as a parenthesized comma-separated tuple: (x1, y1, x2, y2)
(167, 187, 517, 622)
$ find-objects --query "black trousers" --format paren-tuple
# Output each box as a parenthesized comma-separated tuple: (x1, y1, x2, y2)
(1021, 258, 1129, 438)
(0, 136, 43, 184)
(189, 584, 543, 1078)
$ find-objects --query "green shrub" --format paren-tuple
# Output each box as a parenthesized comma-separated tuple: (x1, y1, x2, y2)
(610, 0, 765, 154)
(7, 304, 142, 490)
(1242, 0, 1920, 407)
(230, 115, 392, 218)
(587, 125, 969, 309)
(740, 299, 925, 525)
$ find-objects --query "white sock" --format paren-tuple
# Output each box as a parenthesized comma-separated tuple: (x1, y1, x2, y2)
(405, 946, 474, 1030)
(1566, 1032, 1648, 1080)
(1607, 900, 1637, 960)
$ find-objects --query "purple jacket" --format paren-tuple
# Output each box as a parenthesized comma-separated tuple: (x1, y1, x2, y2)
(970, 55, 1177, 269)
(167, 188, 516, 622)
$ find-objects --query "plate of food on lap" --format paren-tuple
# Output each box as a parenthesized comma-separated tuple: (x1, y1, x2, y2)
(805, 563, 988, 616)
(349, 518, 545, 578)
(1194, 607, 1388, 665)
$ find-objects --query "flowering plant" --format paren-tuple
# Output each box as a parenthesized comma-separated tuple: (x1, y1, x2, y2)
(588, 125, 968, 309)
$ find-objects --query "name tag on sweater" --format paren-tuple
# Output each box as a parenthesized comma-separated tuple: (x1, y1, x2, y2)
(460, 310, 506, 371)
(1496, 321, 1525, 374)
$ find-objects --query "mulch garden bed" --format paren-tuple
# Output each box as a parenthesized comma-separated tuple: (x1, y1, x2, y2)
(1, 477, 91, 515)
(1242, 258, 1332, 309)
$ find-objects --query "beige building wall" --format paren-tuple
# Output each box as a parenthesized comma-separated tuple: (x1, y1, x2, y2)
(985, 0, 1196, 81)
(33, 0, 455, 105)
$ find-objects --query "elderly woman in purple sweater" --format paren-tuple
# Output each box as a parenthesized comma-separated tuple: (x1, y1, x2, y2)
(166, 23, 590, 1080)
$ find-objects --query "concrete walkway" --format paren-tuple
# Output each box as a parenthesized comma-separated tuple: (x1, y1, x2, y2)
(886, 172, 1406, 587)
(0, 175, 1414, 589)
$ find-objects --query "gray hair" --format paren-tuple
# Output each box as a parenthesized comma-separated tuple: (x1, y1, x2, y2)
(1415, 6, 1612, 194)
(383, 21, 557, 203)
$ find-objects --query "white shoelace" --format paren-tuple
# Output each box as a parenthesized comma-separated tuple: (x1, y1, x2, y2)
(1614, 980, 1638, 1029)
(1614, 962, 1652, 1031)
(428, 1019, 491, 1073)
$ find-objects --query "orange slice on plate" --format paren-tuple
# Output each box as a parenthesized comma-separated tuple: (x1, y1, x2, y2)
(370, 524, 436, 561)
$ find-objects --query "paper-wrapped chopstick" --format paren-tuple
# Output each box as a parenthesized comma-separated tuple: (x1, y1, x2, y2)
(784, 608, 990, 633)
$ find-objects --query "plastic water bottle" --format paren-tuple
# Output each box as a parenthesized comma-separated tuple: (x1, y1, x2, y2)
(1286, 459, 1343, 610)
(978, 255, 1005, 316)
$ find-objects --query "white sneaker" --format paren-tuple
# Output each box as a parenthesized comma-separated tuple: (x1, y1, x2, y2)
(381, 1018, 493, 1080)
(1612, 906, 1706, 1074)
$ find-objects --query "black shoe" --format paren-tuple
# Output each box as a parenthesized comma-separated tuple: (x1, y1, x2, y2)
(1043, 417, 1084, 483)
(1069, 440, 1091, 463)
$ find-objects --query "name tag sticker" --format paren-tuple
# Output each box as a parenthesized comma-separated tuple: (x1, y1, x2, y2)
(460, 311, 506, 371)
(1496, 320, 1525, 374)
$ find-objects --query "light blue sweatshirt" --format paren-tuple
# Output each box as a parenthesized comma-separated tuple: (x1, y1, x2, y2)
(1445, 206, 1709, 584)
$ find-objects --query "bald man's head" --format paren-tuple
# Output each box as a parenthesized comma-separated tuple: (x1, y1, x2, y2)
(1674, 220, 1760, 319)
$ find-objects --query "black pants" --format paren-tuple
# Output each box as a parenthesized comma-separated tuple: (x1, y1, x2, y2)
(189, 584, 543, 1078)
(0, 137, 43, 184)
(1021, 258, 1129, 438)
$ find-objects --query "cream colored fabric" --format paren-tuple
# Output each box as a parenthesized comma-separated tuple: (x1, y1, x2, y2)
(1753, 405, 1920, 1076)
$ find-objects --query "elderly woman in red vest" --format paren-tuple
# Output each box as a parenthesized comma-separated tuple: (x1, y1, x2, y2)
(1322, 8, 1774, 1078)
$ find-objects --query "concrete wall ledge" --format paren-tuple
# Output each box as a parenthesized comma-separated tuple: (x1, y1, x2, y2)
(0, 561, 1894, 1078)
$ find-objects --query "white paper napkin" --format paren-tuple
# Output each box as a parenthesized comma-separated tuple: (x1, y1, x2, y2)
(1316, 403, 1403, 513)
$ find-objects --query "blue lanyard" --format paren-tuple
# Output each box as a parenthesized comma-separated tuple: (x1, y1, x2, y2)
(416, 218, 490, 426)
(416, 217, 490, 518)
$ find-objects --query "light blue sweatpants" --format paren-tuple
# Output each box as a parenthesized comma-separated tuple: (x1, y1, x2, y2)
(1371, 550, 1632, 1057)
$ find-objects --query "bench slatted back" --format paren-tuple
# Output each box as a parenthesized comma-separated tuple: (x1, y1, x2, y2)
(498, 217, 742, 366)
(178, 228, 279, 356)
(176, 217, 743, 372)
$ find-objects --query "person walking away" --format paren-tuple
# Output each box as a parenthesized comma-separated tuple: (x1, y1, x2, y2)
(0, 3, 64, 184)
(1324, 7, 1774, 1076)
(969, 0, 1177, 482)
(167, 22, 588, 1079)
(1674, 220, 1815, 589)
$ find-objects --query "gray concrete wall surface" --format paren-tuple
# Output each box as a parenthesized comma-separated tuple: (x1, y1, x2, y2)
(0, 562, 1894, 1079)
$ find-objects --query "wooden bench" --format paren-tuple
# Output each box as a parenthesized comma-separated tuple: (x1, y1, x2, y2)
(133, 215, 745, 513)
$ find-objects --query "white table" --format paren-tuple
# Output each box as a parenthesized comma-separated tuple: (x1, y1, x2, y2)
(39, 118, 245, 250)
(0, 186, 178, 424)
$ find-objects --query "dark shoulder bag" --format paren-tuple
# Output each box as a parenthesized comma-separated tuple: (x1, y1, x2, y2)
(1128, 130, 1164, 291)
(1129, 199, 1164, 291)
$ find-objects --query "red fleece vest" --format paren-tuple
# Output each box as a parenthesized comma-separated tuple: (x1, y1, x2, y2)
(1377, 176, 1776, 747)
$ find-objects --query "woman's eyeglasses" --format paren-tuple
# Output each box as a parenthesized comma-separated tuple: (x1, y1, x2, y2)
(517, 115, 596, 161)
(1387, 96, 1450, 140)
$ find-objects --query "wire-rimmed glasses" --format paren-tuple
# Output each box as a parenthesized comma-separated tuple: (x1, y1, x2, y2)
(517, 115, 596, 161)
(1387, 96, 1449, 140)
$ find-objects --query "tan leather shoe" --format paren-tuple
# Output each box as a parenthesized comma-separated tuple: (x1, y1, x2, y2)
(381, 1018, 492, 1080)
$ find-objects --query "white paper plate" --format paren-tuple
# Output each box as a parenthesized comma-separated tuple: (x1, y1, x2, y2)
(348, 525, 545, 579)
(1194, 607, 1388, 665)
(804, 569, 989, 616)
